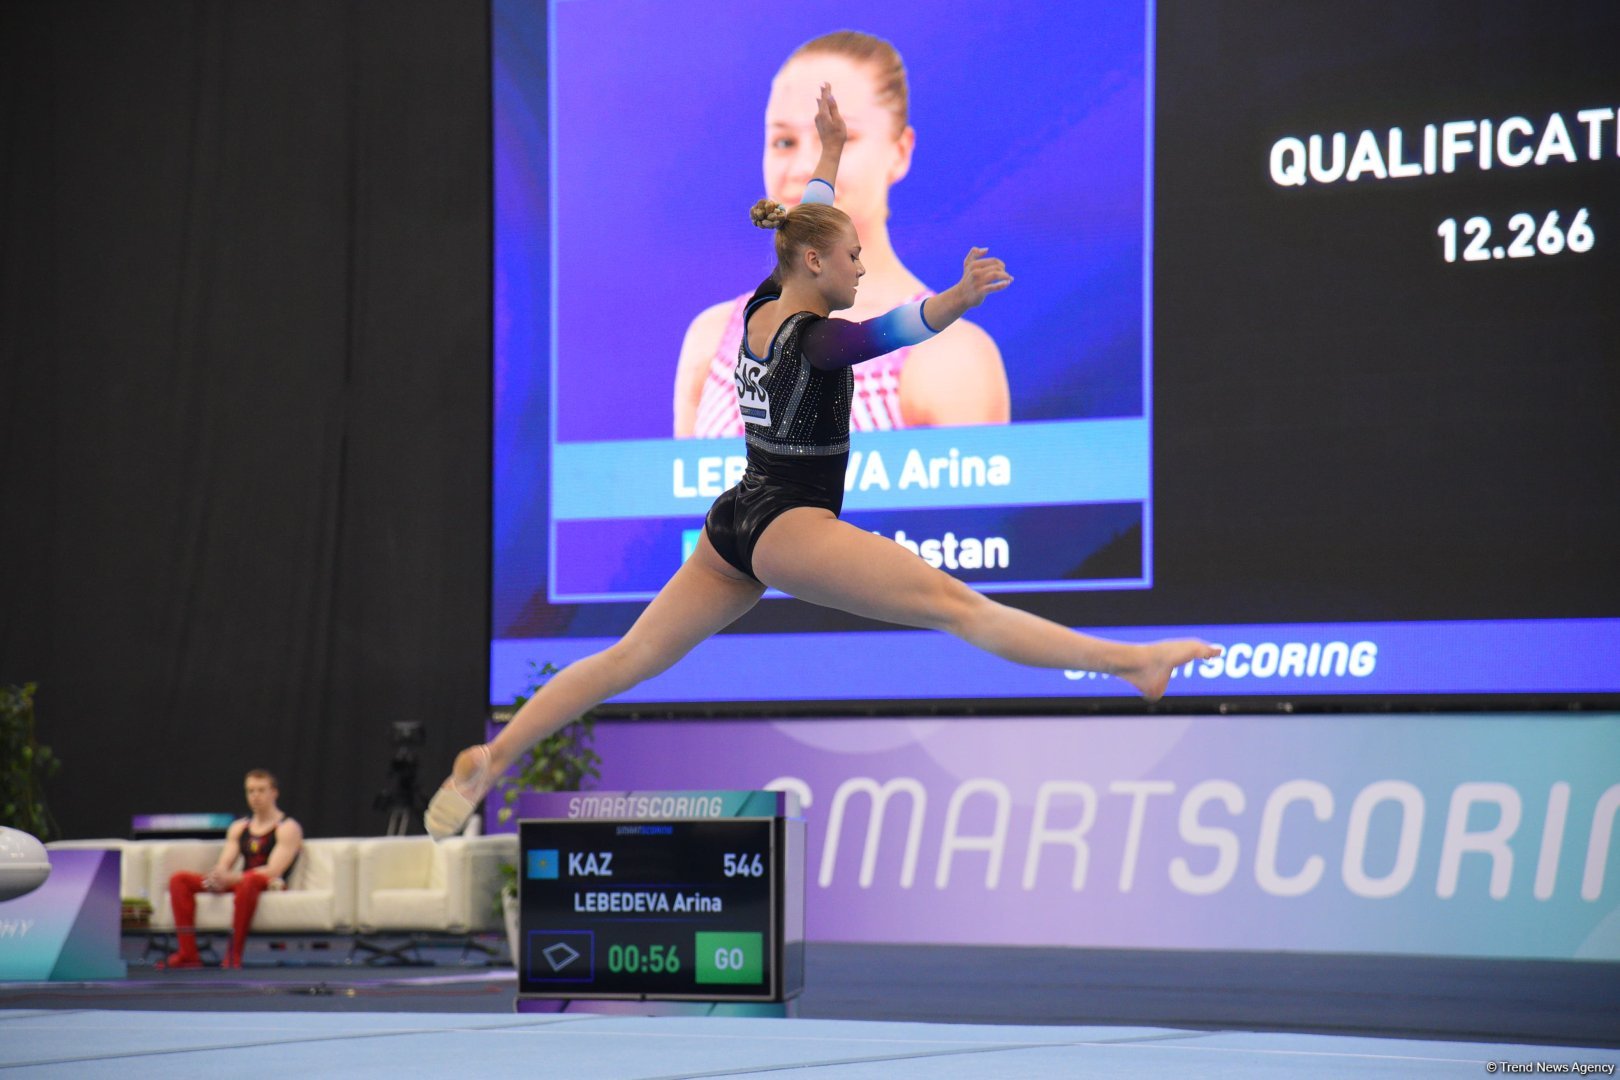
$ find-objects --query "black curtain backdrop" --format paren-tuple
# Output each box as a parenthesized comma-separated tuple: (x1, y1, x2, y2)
(0, 1, 490, 840)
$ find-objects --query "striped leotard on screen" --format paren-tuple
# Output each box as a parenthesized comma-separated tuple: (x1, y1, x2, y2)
(692, 178, 930, 437)
(693, 290, 931, 438)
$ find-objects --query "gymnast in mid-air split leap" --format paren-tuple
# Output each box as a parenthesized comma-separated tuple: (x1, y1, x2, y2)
(426, 84, 1219, 838)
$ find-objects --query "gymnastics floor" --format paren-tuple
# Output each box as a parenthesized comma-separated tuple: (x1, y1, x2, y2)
(6, 1010, 1620, 1078)
(3, 941, 1616, 1078)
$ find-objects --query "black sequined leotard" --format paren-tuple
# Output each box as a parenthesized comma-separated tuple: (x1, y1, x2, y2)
(704, 275, 939, 580)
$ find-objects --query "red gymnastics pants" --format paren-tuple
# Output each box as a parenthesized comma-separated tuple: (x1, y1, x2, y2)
(168, 871, 271, 964)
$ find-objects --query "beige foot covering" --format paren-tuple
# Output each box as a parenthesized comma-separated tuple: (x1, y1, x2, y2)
(424, 745, 492, 840)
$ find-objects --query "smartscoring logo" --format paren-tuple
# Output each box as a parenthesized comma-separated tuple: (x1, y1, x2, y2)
(1066, 638, 1378, 683)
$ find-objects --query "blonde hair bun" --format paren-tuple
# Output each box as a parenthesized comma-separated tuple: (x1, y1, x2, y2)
(749, 198, 789, 230)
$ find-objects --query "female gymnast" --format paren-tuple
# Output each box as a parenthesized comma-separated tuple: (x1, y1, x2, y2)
(426, 84, 1218, 839)
(674, 30, 1009, 437)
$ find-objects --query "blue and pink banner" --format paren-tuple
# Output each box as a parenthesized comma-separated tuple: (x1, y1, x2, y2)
(0, 849, 125, 981)
(490, 712, 1620, 961)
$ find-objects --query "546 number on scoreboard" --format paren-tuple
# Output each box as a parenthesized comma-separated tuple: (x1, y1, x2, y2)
(722, 852, 764, 878)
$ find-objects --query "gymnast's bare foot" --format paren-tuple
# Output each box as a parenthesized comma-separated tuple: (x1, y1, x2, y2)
(1116, 640, 1221, 702)
(424, 744, 495, 839)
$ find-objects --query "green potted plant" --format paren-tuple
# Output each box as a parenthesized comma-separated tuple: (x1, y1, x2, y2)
(0, 684, 61, 842)
(495, 662, 602, 960)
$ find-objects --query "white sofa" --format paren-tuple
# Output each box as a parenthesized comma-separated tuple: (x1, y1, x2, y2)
(355, 834, 514, 934)
(44, 834, 516, 944)
(145, 837, 358, 933)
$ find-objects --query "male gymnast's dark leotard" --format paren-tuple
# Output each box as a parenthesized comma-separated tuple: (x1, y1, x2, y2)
(239, 815, 296, 877)
(704, 180, 940, 580)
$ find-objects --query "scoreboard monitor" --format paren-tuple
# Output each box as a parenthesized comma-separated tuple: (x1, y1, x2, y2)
(518, 816, 805, 1002)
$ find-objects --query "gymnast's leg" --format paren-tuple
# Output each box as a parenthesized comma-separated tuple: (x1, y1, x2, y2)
(162, 871, 208, 968)
(425, 532, 766, 836)
(750, 508, 1219, 699)
(224, 873, 270, 969)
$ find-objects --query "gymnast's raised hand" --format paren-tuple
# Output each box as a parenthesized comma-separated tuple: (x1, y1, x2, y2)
(812, 80, 845, 157)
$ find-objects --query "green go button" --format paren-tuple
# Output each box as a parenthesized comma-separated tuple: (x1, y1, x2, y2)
(694, 932, 763, 984)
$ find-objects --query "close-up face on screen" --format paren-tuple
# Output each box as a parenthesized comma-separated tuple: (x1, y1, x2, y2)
(491, 0, 1619, 711)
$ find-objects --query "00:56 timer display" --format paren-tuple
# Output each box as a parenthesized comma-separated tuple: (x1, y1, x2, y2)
(605, 943, 680, 974)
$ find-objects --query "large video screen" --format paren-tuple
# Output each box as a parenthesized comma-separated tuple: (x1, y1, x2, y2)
(492, 0, 1620, 709)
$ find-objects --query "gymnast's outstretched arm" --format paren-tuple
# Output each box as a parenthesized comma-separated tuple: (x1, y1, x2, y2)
(801, 247, 1015, 371)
